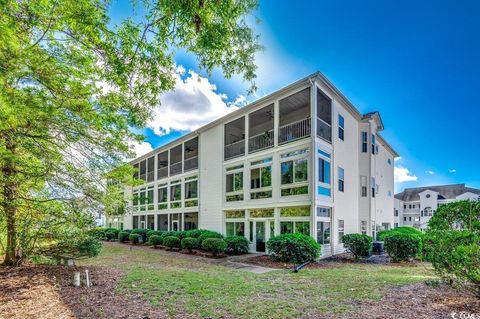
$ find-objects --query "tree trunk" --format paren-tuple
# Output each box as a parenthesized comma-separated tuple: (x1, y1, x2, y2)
(2, 136, 19, 266)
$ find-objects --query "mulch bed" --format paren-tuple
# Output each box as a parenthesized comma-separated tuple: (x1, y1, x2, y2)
(0, 264, 170, 319)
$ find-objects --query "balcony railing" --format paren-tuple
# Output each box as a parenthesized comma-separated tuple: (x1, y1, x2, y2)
(184, 156, 198, 172)
(170, 162, 182, 176)
(316, 118, 332, 143)
(279, 117, 311, 144)
(157, 166, 168, 180)
(248, 130, 274, 153)
(224, 139, 245, 160)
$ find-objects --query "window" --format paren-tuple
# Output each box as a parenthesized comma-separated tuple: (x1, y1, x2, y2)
(147, 187, 154, 210)
(371, 134, 376, 154)
(409, 216, 412, 221)
(157, 186, 168, 210)
(170, 183, 181, 208)
(226, 222, 245, 237)
(317, 221, 330, 244)
(361, 176, 367, 197)
(387, 158, 392, 165)
(139, 160, 146, 181)
(280, 221, 310, 236)
(184, 177, 198, 207)
(426, 194, 431, 198)
(404, 216, 407, 221)
(338, 167, 344, 192)
(360, 221, 367, 235)
(388, 190, 392, 197)
(280, 152, 308, 196)
(250, 159, 272, 199)
(184, 213, 198, 230)
(371, 177, 376, 198)
(338, 114, 344, 141)
(226, 172, 243, 192)
(394, 223, 398, 228)
(361, 132, 368, 153)
(394, 209, 399, 217)
(338, 220, 345, 243)
(318, 149, 331, 196)
(147, 156, 155, 182)
(316, 207, 331, 217)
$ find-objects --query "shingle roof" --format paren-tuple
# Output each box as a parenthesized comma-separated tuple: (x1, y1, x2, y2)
(394, 184, 480, 202)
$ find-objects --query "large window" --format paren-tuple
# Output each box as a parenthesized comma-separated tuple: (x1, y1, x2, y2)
(318, 149, 331, 196)
(224, 117, 245, 160)
(338, 114, 345, 141)
(361, 176, 367, 197)
(338, 167, 345, 192)
(157, 185, 168, 210)
(317, 221, 330, 244)
(147, 156, 155, 182)
(170, 181, 181, 208)
(184, 213, 198, 230)
(226, 165, 244, 202)
(226, 222, 245, 237)
(371, 134, 376, 154)
(280, 149, 308, 196)
(280, 221, 310, 236)
(250, 158, 272, 199)
(185, 176, 198, 207)
(157, 151, 168, 179)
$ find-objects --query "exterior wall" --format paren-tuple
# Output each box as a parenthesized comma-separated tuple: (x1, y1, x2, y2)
(110, 73, 397, 257)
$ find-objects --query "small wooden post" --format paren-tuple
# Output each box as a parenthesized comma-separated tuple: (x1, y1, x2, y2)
(85, 269, 90, 288)
(73, 271, 81, 287)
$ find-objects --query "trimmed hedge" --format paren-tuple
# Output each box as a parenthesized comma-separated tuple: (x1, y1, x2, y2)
(118, 231, 130, 243)
(202, 238, 227, 256)
(131, 229, 148, 243)
(163, 236, 181, 250)
(342, 234, 372, 260)
(198, 231, 223, 246)
(146, 230, 164, 240)
(149, 235, 163, 248)
(181, 237, 199, 252)
(225, 236, 249, 255)
(129, 233, 141, 245)
(185, 229, 211, 239)
(384, 233, 421, 262)
(267, 233, 320, 264)
(377, 227, 423, 241)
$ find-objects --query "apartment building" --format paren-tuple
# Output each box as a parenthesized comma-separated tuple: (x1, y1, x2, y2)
(108, 72, 398, 256)
(394, 184, 480, 230)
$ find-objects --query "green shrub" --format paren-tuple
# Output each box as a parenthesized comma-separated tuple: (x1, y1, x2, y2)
(342, 233, 372, 260)
(160, 231, 180, 238)
(384, 233, 421, 262)
(149, 235, 163, 248)
(225, 236, 249, 255)
(198, 231, 223, 245)
(146, 230, 164, 240)
(181, 237, 199, 252)
(131, 229, 148, 243)
(377, 226, 423, 241)
(88, 227, 107, 239)
(422, 201, 480, 295)
(185, 229, 211, 238)
(267, 233, 320, 264)
(163, 236, 181, 250)
(129, 233, 141, 245)
(105, 230, 117, 241)
(118, 231, 130, 243)
(202, 238, 227, 256)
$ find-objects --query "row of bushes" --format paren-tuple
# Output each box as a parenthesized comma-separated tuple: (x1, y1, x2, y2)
(112, 228, 249, 256)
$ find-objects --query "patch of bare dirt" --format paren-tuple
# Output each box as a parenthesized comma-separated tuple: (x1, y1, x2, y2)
(351, 282, 480, 319)
(0, 264, 169, 319)
(237, 255, 339, 269)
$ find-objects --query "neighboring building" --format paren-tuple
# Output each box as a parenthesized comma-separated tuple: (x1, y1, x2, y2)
(108, 71, 398, 257)
(394, 184, 480, 230)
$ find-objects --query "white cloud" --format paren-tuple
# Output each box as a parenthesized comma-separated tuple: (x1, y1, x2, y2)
(425, 170, 435, 175)
(130, 141, 153, 158)
(394, 166, 418, 183)
(147, 66, 243, 136)
(394, 156, 402, 162)
(449, 169, 457, 173)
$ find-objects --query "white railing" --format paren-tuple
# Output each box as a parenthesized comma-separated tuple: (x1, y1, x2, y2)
(157, 166, 168, 179)
(248, 130, 274, 153)
(184, 156, 198, 172)
(170, 162, 182, 176)
(224, 139, 245, 160)
(316, 118, 332, 143)
(279, 117, 311, 144)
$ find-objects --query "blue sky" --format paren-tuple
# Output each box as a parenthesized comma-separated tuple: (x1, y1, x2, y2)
(110, 0, 480, 192)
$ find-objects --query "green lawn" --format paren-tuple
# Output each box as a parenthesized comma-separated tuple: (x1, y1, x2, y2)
(81, 243, 436, 319)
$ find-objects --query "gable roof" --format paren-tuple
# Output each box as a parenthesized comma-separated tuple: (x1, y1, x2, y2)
(395, 184, 480, 201)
